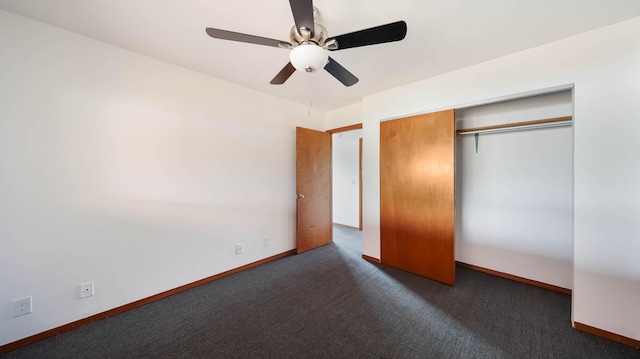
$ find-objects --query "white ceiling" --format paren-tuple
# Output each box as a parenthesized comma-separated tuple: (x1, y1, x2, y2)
(1, 0, 640, 111)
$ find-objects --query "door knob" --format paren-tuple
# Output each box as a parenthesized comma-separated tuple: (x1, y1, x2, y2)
(297, 194, 305, 199)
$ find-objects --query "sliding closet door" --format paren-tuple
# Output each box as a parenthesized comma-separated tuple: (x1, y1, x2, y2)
(380, 110, 456, 285)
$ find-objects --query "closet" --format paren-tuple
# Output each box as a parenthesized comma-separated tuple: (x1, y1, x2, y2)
(455, 90, 573, 290)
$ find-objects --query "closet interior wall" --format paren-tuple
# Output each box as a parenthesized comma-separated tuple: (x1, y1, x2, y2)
(455, 90, 573, 289)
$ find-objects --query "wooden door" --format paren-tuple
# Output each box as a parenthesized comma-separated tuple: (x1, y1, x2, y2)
(296, 127, 332, 253)
(380, 110, 456, 285)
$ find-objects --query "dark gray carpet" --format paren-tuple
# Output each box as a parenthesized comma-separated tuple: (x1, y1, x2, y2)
(3, 225, 638, 359)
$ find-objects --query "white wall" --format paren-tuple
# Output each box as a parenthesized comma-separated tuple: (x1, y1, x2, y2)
(358, 16, 640, 340)
(0, 10, 323, 346)
(332, 130, 362, 228)
(325, 102, 362, 130)
(456, 92, 573, 289)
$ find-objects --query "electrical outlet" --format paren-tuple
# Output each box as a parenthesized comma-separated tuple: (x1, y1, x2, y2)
(263, 237, 270, 247)
(80, 281, 94, 299)
(235, 243, 244, 255)
(13, 296, 33, 317)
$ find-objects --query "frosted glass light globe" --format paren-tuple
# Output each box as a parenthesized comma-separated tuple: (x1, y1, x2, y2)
(289, 44, 328, 73)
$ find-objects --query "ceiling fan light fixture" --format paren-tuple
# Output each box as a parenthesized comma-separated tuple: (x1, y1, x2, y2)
(289, 44, 328, 73)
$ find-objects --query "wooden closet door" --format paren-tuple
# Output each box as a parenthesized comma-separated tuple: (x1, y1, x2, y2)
(380, 110, 456, 285)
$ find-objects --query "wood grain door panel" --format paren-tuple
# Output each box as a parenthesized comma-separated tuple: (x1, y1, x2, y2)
(380, 110, 456, 285)
(296, 127, 332, 253)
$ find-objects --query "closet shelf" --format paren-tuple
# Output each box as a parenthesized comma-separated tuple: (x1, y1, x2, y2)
(457, 116, 572, 135)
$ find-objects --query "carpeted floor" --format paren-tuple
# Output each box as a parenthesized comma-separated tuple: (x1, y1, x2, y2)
(2, 225, 639, 358)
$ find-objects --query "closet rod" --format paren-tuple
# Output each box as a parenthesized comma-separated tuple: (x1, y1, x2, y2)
(457, 116, 572, 136)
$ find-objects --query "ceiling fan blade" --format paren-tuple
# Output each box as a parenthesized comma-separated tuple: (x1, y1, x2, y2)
(328, 21, 407, 51)
(206, 28, 292, 48)
(270, 62, 297, 85)
(289, 0, 315, 35)
(324, 57, 359, 87)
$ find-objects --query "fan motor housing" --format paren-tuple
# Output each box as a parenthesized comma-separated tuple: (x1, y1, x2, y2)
(290, 23, 328, 46)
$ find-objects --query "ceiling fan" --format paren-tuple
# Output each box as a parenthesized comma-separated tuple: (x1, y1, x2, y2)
(205, 0, 407, 87)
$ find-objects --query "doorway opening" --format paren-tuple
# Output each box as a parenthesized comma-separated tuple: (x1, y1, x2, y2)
(454, 89, 574, 291)
(328, 124, 363, 253)
(329, 125, 362, 231)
